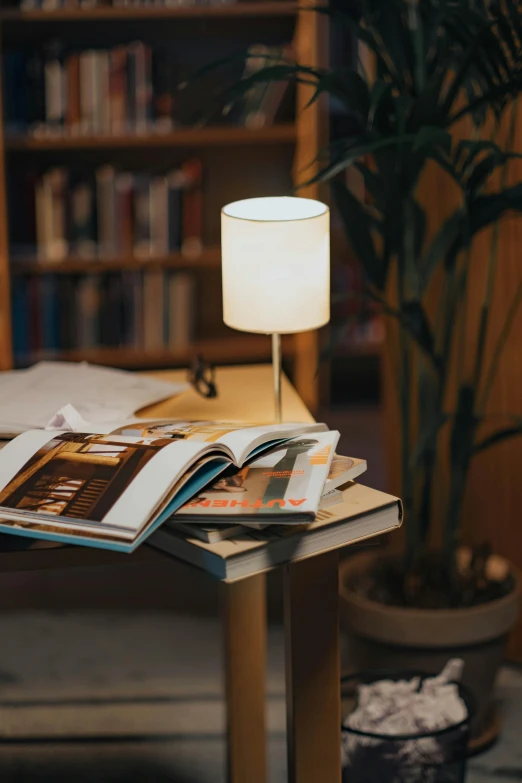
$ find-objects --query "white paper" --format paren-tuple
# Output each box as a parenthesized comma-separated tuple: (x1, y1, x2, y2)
(0, 362, 187, 431)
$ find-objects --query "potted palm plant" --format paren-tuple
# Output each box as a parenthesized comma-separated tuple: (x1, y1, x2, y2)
(222, 0, 522, 744)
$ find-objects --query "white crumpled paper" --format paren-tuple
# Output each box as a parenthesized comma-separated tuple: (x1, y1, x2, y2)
(342, 659, 468, 774)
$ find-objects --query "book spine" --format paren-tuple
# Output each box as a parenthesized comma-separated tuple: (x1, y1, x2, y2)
(126, 44, 137, 132)
(85, 275, 101, 347)
(44, 49, 65, 132)
(42, 0, 61, 13)
(11, 278, 29, 362)
(4, 51, 27, 134)
(27, 277, 42, 354)
(143, 270, 164, 351)
(65, 53, 81, 135)
(41, 275, 60, 350)
(96, 165, 117, 257)
(181, 158, 203, 258)
(241, 45, 272, 129)
(109, 46, 127, 135)
(79, 50, 96, 134)
(167, 169, 183, 251)
(20, 0, 41, 10)
(71, 180, 96, 258)
(96, 50, 111, 134)
(120, 272, 135, 347)
(131, 42, 151, 133)
(254, 45, 292, 127)
(133, 174, 152, 259)
(48, 167, 68, 261)
(169, 271, 194, 349)
(153, 47, 175, 132)
(35, 176, 48, 261)
(114, 172, 134, 256)
(26, 51, 46, 134)
(150, 175, 168, 255)
(59, 275, 75, 349)
(133, 271, 144, 350)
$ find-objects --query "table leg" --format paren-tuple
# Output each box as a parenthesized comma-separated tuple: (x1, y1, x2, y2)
(284, 551, 342, 783)
(222, 573, 267, 783)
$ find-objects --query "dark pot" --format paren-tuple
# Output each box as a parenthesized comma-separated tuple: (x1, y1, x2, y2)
(339, 552, 519, 746)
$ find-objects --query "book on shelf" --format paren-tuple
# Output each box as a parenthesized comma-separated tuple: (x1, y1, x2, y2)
(223, 43, 292, 129)
(4, 40, 289, 137)
(152, 482, 402, 582)
(176, 451, 368, 543)
(11, 159, 203, 263)
(10, 269, 195, 359)
(0, 420, 335, 553)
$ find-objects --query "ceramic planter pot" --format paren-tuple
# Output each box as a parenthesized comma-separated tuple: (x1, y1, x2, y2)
(339, 551, 520, 747)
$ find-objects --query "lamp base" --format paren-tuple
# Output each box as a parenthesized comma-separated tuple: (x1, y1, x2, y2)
(272, 333, 282, 423)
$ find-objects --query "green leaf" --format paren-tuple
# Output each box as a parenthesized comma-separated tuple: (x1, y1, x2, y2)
(467, 183, 522, 236)
(475, 425, 522, 453)
(401, 299, 436, 360)
(410, 413, 450, 468)
(332, 180, 386, 291)
(307, 134, 416, 186)
(412, 126, 452, 154)
(456, 139, 506, 173)
(413, 200, 427, 261)
(504, 0, 522, 51)
(420, 211, 466, 292)
(450, 384, 478, 470)
(369, 81, 392, 128)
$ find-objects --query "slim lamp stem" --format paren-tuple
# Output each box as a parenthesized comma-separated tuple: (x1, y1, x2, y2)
(272, 332, 282, 423)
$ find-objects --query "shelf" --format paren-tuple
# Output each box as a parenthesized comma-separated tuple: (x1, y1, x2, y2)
(0, 2, 298, 21)
(22, 335, 294, 369)
(5, 124, 297, 151)
(10, 247, 221, 275)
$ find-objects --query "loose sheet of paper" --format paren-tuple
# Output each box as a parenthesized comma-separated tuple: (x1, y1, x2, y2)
(0, 362, 187, 433)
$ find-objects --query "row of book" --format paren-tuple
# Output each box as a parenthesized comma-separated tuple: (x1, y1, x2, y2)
(4, 41, 290, 135)
(6, 41, 178, 135)
(11, 161, 203, 263)
(20, 0, 238, 10)
(11, 270, 195, 358)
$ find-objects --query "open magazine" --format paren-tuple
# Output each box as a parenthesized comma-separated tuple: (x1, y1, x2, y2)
(175, 451, 367, 543)
(0, 418, 333, 553)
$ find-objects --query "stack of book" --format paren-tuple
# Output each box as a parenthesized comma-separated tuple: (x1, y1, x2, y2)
(0, 410, 402, 579)
(4, 41, 290, 136)
(11, 160, 203, 263)
(12, 270, 195, 359)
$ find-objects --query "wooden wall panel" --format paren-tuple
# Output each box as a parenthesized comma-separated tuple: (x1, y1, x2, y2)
(383, 104, 522, 659)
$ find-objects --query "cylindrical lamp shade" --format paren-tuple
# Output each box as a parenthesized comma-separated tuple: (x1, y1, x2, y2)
(221, 196, 330, 334)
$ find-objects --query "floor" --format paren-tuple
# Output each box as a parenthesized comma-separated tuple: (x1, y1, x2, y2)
(0, 610, 519, 782)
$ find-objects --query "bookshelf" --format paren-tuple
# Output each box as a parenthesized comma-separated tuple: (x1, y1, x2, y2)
(5, 124, 297, 150)
(0, 0, 328, 412)
(0, 2, 299, 20)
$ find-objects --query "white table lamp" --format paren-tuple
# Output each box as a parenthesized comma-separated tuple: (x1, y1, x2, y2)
(221, 196, 330, 422)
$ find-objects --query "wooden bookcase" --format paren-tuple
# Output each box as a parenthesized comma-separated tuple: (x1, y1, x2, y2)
(0, 0, 327, 411)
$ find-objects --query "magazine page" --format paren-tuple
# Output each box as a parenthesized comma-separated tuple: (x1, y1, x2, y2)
(0, 452, 230, 552)
(176, 430, 340, 522)
(50, 411, 327, 466)
(0, 429, 226, 537)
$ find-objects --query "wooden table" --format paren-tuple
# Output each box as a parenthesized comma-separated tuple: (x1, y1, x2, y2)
(0, 364, 342, 783)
